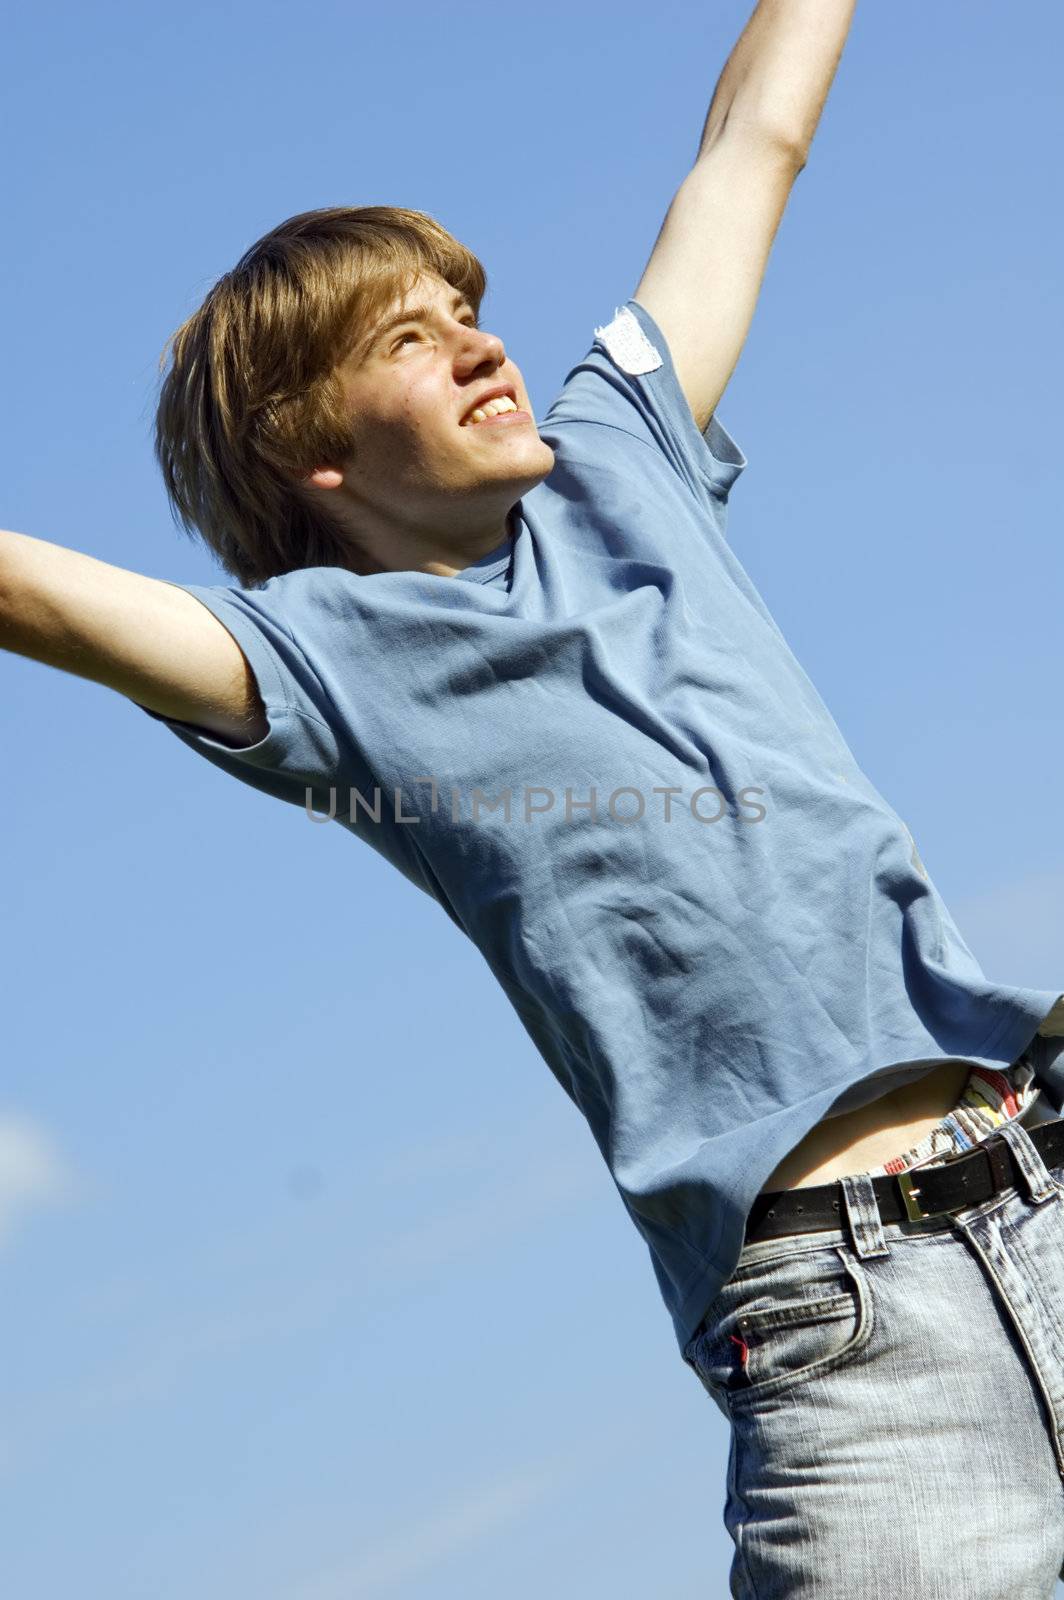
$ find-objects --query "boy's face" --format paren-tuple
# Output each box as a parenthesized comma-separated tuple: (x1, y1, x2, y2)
(307, 271, 555, 576)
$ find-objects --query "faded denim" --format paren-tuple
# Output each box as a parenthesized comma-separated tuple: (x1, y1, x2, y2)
(683, 1115, 1064, 1597)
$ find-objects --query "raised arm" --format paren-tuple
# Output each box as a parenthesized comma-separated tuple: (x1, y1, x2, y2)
(0, 528, 268, 746)
(633, 0, 858, 433)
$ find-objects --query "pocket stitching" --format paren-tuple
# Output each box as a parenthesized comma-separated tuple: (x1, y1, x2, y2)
(738, 1291, 854, 1335)
(728, 1247, 875, 1409)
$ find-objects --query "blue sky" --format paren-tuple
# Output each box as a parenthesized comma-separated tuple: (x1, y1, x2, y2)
(3, 1, 1063, 1594)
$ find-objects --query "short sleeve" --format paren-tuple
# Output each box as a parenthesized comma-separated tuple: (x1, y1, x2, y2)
(133, 578, 347, 815)
(539, 298, 747, 515)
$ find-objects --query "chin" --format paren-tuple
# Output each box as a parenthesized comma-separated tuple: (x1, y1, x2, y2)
(528, 437, 556, 474)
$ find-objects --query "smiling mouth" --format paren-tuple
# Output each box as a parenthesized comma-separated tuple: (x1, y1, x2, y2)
(461, 409, 532, 430)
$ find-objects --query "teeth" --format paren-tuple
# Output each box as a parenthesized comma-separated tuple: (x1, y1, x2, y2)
(465, 395, 519, 425)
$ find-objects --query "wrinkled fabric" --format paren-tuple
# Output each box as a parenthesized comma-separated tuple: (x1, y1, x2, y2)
(136, 297, 1064, 1356)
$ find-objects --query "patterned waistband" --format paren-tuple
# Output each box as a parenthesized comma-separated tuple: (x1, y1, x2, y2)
(863, 1051, 1043, 1178)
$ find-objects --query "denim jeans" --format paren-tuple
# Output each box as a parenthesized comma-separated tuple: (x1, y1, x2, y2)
(682, 1114, 1064, 1597)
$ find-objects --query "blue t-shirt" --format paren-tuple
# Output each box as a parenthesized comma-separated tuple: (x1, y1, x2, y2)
(138, 299, 1064, 1356)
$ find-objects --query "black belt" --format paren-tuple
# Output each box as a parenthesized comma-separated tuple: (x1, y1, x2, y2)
(745, 1116, 1064, 1243)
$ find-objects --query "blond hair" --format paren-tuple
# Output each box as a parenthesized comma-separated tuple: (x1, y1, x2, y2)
(154, 205, 487, 587)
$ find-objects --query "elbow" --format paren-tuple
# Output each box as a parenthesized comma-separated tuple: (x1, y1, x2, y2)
(761, 125, 809, 175)
(715, 111, 809, 175)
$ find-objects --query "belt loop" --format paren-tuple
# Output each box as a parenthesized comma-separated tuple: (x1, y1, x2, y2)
(839, 1171, 890, 1258)
(991, 1118, 1060, 1206)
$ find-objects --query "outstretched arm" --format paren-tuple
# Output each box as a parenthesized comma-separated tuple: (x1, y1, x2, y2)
(633, 0, 858, 433)
(0, 528, 268, 747)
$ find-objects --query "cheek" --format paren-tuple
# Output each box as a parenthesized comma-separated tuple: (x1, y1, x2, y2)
(364, 410, 425, 461)
(375, 411, 456, 480)
(400, 380, 455, 437)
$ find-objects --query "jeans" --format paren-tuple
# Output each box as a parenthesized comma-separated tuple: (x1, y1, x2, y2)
(682, 1114, 1064, 1597)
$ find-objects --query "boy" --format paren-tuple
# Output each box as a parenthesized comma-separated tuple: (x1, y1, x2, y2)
(5, 2, 1064, 1589)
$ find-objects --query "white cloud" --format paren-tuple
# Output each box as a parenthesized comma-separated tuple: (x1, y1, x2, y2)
(0, 1111, 74, 1248)
(0, 1117, 600, 1471)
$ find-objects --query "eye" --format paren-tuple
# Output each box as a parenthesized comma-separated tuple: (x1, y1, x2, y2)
(389, 314, 479, 353)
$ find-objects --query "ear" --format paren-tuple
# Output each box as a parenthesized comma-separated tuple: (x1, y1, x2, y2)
(304, 467, 344, 491)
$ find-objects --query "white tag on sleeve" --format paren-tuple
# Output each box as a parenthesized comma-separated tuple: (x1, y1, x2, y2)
(593, 305, 663, 376)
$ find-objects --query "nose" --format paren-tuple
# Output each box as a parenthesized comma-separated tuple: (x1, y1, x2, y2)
(455, 324, 506, 372)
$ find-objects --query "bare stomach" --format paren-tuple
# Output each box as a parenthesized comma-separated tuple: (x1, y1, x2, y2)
(759, 1059, 975, 1192)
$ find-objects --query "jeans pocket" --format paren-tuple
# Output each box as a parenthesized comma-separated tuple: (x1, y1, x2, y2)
(685, 1243, 874, 1409)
